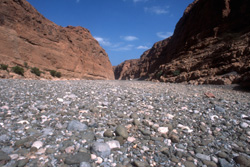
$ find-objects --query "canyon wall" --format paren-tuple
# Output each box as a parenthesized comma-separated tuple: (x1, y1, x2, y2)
(0, 0, 114, 80)
(115, 0, 250, 85)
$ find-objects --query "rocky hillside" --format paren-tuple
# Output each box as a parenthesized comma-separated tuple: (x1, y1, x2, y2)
(0, 0, 114, 80)
(114, 0, 250, 85)
(114, 38, 170, 80)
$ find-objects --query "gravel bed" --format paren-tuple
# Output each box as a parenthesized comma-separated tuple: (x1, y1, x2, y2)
(0, 79, 250, 167)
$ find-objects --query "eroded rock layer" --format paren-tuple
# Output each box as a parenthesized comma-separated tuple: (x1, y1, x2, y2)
(0, 0, 114, 80)
(115, 0, 250, 85)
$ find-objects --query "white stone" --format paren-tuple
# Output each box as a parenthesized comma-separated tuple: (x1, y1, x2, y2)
(1, 105, 9, 110)
(240, 122, 249, 129)
(96, 157, 103, 164)
(194, 110, 199, 114)
(164, 139, 172, 146)
(147, 105, 154, 109)
(153, 124, 159, 128)
(79, 110, 88, 114)
(210, 115, 219, 121)
(246, 131, 250, 136)
(41, 115, 48, 123)
(127, 137, 136, 143)
(17, 156, 27, 160)
(177, 124, 193, 133)
(142, 146, 149, 151)
(106, 140, 120, 149)
(158, 127, 169, 134)
(91, 154, 97, 160)
(57, 98, 64, 102)
(65, 146, 75, 153)
(211, 156, 218, 163)
(32, 141, 43, 149)
(166, 114, 175, 119)
(36, 148, 46, 154)
(9, 154, 19, 160)
(181, 106, 188, 110)
(241, 114, 248, 119)
(17, 120, 29, 124)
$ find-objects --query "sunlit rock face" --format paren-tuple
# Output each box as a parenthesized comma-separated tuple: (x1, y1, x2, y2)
(0, 0, 114, 80)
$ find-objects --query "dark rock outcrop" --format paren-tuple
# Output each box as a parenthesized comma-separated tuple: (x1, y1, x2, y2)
(0, 0, 114, 80)
(115, 0, 250, 85)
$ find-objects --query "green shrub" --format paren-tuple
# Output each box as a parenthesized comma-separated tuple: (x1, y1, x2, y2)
(172, 70, 181, 76)
(50, 70, 61, 78)
(31, 67, 41, 76)
(0, 64, 8, 71)
(156, 70, 163, 78)
(55, 72, 61, 78)
(12, 66, 24, 76)
(24, 62, 29, 68)
(50, 70, 57, 77)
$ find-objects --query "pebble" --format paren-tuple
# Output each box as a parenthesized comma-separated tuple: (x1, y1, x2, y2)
(140, 128, 151, 136)
(133, 119, 140, 126)
(219, 158, 234, 167)
(115, 125, 129, 139)
(65, 146, 75, 153)
(184, 161, 196, 167)
(240, 122, 249, 129)
(9, 154, 18, 160)
(0, 134, 10, 142)
(233, 155, 250, 167)
(104, 130, 113, 137)
(0, 151, 11, 161)
(106, 140, 120, 149)
(80, 162, 92, 167)
(0, 80, 249, 166)
(127, 137, 136, 143)
(217, 151, 228, 159)
(170, 134, 180, 143)
(134, 160, 148, 167)
(202, 160, 217, 167)
(65, 152, 91, 165)
(67, 120, 88, 132)
(91, 142, 111, 158)
(130, 113, 139, 119)
(31, 141, 43, 149)
(196, 153, 211, 161)
(177, 124, 193, 133)
(214, 105, 225, 113)
(158, 127, 169, 134)
(16, 158, 29, 167)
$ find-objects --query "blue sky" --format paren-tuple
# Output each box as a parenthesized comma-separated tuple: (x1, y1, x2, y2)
(26, 0, 193, 66)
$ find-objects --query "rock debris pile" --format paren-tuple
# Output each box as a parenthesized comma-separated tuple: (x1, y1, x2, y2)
(0, 79, 250, 167)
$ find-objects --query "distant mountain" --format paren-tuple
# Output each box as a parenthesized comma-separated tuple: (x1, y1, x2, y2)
(0, 0, 114, 80)
(115, 0, 250, 85)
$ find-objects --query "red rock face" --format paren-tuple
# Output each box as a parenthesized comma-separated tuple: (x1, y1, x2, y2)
(114, 38, 171, 80)
(114, 59, 139, 80)
(0, 0, 114, 80)
(115, 0, 250, 85)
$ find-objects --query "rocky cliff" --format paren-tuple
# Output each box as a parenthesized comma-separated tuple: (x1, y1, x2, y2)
(0, 0, 114, 80)
(114, 38, 171, 80)
(115, 0, 250, 85)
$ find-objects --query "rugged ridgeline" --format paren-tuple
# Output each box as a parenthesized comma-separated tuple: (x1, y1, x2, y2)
(0, 0, 114, 80)
(115, 0, 250, 85)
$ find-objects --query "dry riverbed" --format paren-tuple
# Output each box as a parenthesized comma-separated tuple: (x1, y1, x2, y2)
(0, 79, 250, 167)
